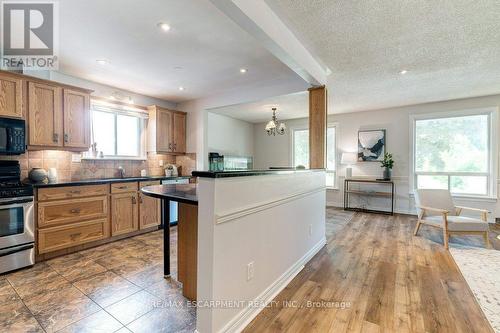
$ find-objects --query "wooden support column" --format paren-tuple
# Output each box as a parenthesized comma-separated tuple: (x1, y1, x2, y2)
(308, 86, 327, 168)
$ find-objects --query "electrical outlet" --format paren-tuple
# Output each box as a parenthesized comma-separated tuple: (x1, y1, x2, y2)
(159, 160, 164, 167)
(309, 224, 313, 236)
(247, 262, 254, 281)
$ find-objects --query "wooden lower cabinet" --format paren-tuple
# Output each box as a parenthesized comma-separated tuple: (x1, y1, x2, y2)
(111, 192, 139, 236)
(36, 181, 162, 257)
(38, 218, 108, 254)
(38, 196, 108, 228)
(139, 193, 160, 229)
(37, 184, 108, 201)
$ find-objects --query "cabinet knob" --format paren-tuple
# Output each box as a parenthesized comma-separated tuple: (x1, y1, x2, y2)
(52, 133, 59, 143)
(64, 133, 69, 143)
(70, 208, 81, 214)
(70, 232, 81, 240)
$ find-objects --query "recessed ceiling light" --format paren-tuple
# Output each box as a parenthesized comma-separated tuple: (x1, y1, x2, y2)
(400, 69, 408, 75)
(179, 86, 185, 91)
(157, 22, 171, 32)
(96, 59, 108, 65)
(240, 68, 248, 73)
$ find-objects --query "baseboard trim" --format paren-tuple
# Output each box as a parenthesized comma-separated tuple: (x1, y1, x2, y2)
(326, 201, 414, 215)
(219, 237, 327, 333)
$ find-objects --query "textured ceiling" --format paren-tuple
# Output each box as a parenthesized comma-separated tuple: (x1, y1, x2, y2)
(266, 0, 500, 113)
(58, 0, 306, 103)
(210, 91, 308, 123)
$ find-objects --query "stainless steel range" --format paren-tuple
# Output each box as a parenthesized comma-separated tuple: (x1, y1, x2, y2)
(0, 160, 34, 274)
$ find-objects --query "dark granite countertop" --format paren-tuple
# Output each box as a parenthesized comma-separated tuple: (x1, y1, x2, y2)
(26, 176, 192, 188)
(192, 169, 325, 178)
(141, 184, 198, 205)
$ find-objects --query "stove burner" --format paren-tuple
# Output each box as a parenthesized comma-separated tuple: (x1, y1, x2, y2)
(0, 160, 33, 198)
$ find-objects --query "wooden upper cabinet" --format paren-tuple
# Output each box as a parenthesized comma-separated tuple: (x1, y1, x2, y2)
(63, 89, 90, 149)
(157, 108, 173, 152)
(0, 73, 23, 118)
(173, 112, 186, 153)
(28, 81, 63, 147)
(147, 105, 186, 154)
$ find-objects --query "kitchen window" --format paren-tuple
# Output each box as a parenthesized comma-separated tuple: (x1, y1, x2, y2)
(291, 124, 337, 188)
(89, 101, 147, 159)
(411, 108, 498, 197)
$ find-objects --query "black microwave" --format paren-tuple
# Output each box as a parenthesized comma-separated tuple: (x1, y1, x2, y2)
(0, 118, 25, 155)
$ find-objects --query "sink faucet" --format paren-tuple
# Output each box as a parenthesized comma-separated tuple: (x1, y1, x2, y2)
(118, 166, 125, 178)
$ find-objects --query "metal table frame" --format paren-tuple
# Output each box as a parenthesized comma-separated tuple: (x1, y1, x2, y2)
(343, 179, 395, 215)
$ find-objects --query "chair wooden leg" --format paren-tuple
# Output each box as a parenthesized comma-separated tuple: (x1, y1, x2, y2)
(484, 232, 491, 249)
(414, 221, 422, 236)
(443, 230, 449, 250)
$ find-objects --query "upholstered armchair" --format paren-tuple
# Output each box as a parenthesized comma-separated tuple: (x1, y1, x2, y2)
(414, 189, 490, 249)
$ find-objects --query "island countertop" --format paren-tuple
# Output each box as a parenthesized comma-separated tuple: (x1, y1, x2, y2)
(192, 168, 325, 178)
(141, 184, 198, 205)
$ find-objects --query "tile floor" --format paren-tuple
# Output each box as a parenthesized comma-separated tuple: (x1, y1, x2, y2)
(0, 227, 196, 333)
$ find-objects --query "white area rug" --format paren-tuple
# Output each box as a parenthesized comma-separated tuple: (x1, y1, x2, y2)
(450, 245, 500, 333)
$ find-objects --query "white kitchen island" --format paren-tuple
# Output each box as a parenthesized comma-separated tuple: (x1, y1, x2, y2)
(193, 169, 326, 333)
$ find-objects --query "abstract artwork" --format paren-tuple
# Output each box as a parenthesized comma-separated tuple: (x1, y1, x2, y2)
(358, 129, 385, 161)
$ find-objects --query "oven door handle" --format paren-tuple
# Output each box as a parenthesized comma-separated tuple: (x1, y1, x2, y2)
(0, 197, 34, 206)
(0, 243, 34, 258)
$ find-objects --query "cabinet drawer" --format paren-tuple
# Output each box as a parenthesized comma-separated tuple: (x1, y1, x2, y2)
(38, 218, 108, 254)
(139, 180, 160, 188)
(38, 196, 108, 228)
(38, 184, 109, 201)
(111, 182, 138, 193)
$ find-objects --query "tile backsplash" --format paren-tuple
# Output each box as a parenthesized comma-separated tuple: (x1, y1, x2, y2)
(0, 151, 196, 182)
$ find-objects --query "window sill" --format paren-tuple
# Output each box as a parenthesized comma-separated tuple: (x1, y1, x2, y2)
(409, 192, 497, 202)
(81, 156, 147, 161)
(326, 187, 339, 191)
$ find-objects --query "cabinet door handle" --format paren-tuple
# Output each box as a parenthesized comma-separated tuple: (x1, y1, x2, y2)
(168, 143, 172, 151)
(69, 190, 81, 194)
(173, 143, 177, 151)
(117, 186, 128, 189)
(70, 208, 81, 214)
(132, 196, 137, 204)
(139, 195, 143, 204)
(64, 133, 69, 143)
(70, 233, 81, 240)
(52, 133, 59, 143)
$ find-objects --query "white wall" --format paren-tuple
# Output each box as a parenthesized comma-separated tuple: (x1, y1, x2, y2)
(197, 171, 326, 333)
(178, 79, 307, 171)
(253, 118, 308, 169)
(24, 70, 177, 109)
(208, 113, 254, 157)
(253, 94, 500, 219)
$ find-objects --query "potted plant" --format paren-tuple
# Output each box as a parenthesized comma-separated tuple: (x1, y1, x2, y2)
(380, 152, 394, 180)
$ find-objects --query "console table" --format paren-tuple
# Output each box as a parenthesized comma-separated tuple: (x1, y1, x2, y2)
(343, 179, 395, 215)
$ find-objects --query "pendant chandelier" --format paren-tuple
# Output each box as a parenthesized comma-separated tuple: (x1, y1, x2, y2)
(265, 107, 286, 136)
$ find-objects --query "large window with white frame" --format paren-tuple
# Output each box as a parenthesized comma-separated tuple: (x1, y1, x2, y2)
(291, 124, 337, 188)
(90, 101, 147, 159)
(411, 108, 497, 197)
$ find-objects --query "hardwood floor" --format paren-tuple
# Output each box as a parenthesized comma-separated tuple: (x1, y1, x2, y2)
(244, 211, 495, 333)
